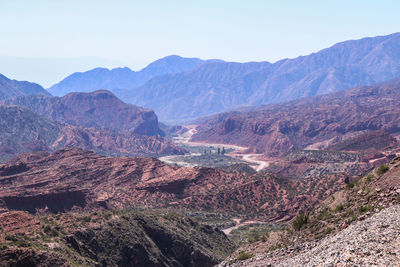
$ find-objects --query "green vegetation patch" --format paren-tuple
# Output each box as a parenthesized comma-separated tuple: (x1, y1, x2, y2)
(359, 205, 373, 214)
(376, 165, 389, 175)
(236, 251, 254, 261)
(292, 213, 309, 231)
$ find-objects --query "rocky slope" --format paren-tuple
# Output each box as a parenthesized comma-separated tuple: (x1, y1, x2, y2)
(0, 73, 50, 100)
(325, 130, 399, 153)
(2, 90, 163, 136)
(127, 33, 400, 121)
(221, 156, 400, 266)
(223, 205, 400, 266)
(0, 209, 235, 266)
(0, 147, 376, 221)
(192, 79, 400, 156)
(0, 105, 184, 162)
(49, 55, 216, 97)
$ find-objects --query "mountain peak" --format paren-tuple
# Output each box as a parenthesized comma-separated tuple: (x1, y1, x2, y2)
(0, 73, 50, 100)
(49, 56, 208, 96)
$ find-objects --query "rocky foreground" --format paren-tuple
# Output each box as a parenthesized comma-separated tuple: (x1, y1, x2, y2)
(222, 205, 400, 266)
(0, 209, 235, 266)
(221, 156, 400, 266)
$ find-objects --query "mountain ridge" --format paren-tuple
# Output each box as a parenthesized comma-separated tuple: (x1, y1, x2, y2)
(2, 90, 163, 136)
(49, 55, 220, 97)
(192, 79, 400, 156)
(47, 32, 400, 122)
(0, 74, 50, 101)
(0, 105, 184, 162)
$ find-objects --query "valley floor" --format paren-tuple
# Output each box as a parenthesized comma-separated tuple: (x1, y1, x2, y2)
(159, 125, 271, 171)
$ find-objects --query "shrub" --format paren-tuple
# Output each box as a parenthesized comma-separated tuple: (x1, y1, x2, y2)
(346, 181, 356, 189)
(236, 251, 254, 261)
(292, 212, 309, 231)
(79, 216, 91, 223)
(334, 203, 345, 212)
(42, 225, 58, 237)
(376, 165, 389, 175)
(5, 235, 18, 242)
(359, 205, 373, 214)
(365, 174, 374, 182)
(315, 227, 332, 239)
(164, 212, 182, 221)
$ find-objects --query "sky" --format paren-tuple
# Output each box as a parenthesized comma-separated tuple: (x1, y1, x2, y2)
(0, 0, 399, 87)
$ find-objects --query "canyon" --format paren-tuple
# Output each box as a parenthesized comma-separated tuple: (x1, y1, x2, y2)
(192, 79, 400, 156)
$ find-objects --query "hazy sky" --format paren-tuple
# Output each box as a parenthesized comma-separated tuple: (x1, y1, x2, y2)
(0, 0, 399, 87)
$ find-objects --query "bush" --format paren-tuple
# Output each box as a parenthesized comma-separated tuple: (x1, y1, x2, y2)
(365, 174, 374, 182)
(5, 235, 18, 242)
(79, 216, 91, 223)
(346, 181, 356, 189)
(292, 212, 309, 231)
(236, 251, 254, 261)
(376, 165, 389, 175)
(359, 205, 373, 214)
(164, 212, 182, 221)
(334, 203, 345, 212)
(42, 225, 58, 237)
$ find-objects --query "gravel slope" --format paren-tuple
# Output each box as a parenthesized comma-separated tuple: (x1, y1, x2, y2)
(222, 205, 400, 267)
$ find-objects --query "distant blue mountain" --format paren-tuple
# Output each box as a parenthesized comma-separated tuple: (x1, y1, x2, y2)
(49, 55, 219, 96)
(50, 33, 400, 122)
(0, 73, 50, 100)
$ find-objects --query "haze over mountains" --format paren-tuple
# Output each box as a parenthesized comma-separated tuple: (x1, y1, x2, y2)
(0, 74, 50, 100)
(2, 31, 400, 266)
(48, 33, 400, 122)
(49, 55, 219, 97)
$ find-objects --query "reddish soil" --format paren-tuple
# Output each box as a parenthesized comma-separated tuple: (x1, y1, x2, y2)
(192, 81, 400, 156)
(0, 148, 357, 221)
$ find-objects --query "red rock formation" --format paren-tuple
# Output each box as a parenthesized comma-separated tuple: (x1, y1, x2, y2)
(192, 81, 400, 156)
(2, 90, 163, 136)
(0, 105, 185, 162)
(0, 148, 350, 220)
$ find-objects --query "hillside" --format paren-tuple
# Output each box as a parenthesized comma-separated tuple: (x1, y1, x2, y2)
(0, 73, 50, 100)
(2, 90, 163, 136)
(0, 147, 387, 221)
(48, 55, 214, 96)
(0, 209, 235, 266)
(127, 33, 400, 121)
(0, 105, 184, 162)
(192, 79, 400, 156)
(221, 157, 400, 266)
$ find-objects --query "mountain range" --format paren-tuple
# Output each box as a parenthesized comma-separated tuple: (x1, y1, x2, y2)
(2, 90, 163, 136)
(2, 32, 400, 266)
(48, 33, 400, 122)
(49, 55, 219, 97)
(0, 74, 50, 100)
(0, 93, 185, 162)
(192, 79, 400, 156)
